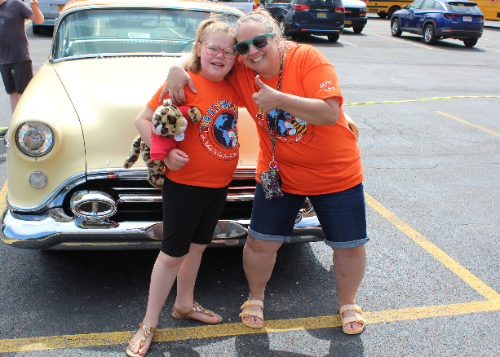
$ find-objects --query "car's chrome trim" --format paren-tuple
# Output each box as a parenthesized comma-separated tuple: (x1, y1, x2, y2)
(0, 209, 324, 250)
(9, 168, 256, 213)
(50, 53, 181, 64)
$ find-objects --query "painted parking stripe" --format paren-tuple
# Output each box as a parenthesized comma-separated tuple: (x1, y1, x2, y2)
(344, 95, 500, 106)
(2, 299, 500, 353)
(1, 189, 499, 352)
(368, 33, 434, 49)
(435, 111, 500, 138)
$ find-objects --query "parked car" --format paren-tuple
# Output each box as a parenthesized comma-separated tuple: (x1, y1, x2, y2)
(342, 0, 367, 33)
(260, 0, 345, 42)
(212, 0, 257, 13)
(390, 0, 484, 47)
(33, 0, 71, 34)
(1, 0, 359, 250)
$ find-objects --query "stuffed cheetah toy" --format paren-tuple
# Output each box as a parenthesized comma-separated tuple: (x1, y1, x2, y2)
(124, 99, 201, 188)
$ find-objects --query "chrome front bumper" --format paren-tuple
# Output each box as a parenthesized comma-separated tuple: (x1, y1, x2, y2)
(1, 208, 325, 250)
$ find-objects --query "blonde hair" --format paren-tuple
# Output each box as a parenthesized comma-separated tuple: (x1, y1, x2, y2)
(186, 15, 237, 73)
(236, 8, 294, 56)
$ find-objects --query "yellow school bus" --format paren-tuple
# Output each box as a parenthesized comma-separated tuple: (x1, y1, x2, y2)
(474, 0, 500, 20)
(365, 0, 413, 18)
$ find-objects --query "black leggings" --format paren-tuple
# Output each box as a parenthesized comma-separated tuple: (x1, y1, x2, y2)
(161, 178, 229, 257)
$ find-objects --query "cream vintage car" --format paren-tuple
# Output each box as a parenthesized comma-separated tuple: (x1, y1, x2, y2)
(1, 0, 356, 250)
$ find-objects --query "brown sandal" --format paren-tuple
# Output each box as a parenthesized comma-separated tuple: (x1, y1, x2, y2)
(125, 322, 157, 357)
(339, 304, 366, 335)
(239, 299, 264, 329)
(172, 301, 222, 324)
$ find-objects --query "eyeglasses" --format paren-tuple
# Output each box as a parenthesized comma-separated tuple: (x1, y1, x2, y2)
(233, 34, 275, 55)
(202, 43, 237, 60)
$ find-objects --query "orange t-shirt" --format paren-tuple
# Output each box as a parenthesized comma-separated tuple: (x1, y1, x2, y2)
(228, 44, 363, 195)
(147, 72, 240, 188)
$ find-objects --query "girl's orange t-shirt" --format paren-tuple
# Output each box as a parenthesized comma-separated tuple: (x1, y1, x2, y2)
(147, 72, 240, 188)
(228, 44, 364, 195)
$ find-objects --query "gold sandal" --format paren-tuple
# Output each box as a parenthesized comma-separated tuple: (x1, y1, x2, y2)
(339, 304, 366, 335)
(125, 322, 157, 357)
(172, 302, 222, 324)
(239, 299, 264, 329)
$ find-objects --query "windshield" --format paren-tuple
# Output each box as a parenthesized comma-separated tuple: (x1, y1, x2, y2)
(53, 9, 238, 59)
(446, 2, 482, 14)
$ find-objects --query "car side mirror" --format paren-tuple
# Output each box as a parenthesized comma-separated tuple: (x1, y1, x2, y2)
(403, 5, 408, 9)
(260, 0, 266, 4)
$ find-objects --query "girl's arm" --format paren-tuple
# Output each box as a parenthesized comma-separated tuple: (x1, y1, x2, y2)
(253, 76, 339, 126)
(135, 106, 155, 148)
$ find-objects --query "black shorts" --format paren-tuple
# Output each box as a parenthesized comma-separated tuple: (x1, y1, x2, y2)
(161, 178, 229, 257)
(0, 61, 33, 94)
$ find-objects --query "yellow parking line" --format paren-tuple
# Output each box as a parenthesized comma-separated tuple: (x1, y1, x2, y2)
(435, 111, 500, 138)
(364, 193, 500, 300)
(1, 300, 500, 353)
(344, 95, 500, 106)
(1, 189, 499, 352)
(340, 40, 358, 47)
(369, 33, 433, 49)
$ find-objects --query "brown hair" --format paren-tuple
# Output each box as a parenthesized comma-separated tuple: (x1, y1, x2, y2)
(186, 15, 237, 73)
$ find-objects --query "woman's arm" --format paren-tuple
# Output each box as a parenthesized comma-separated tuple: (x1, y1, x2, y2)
(135, 106, 154, 148)
(29, 0, 44, 23)
(253, 76, 339, 126)
(159, 53, 196, 105)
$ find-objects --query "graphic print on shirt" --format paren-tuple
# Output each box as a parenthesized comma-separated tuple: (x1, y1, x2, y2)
(199, 100, 239, 160)
(256, 109, 314, 144)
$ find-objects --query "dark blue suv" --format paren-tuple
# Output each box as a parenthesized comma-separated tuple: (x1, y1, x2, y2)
(260, 0, 346, 42)
(390, 0, 484, 47)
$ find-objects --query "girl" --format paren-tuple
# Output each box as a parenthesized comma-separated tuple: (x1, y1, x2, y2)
(126, 17, 240, 357)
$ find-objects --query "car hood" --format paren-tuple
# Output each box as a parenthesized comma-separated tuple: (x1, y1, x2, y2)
(53, 56, 258, 172)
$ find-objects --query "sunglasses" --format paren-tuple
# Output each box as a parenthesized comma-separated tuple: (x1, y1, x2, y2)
(202, 43, 237, 60)
(233, 34, 275, 55)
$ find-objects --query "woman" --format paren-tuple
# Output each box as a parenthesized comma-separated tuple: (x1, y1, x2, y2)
(163, 9, 368, 335)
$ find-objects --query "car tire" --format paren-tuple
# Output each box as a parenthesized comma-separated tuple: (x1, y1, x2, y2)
(463, 38, 478, 47)
(387, 6, 400, 19)
(391, 18, 402, 37)
(423, 24, 437, 44)
(33, 25, 42, 35)
(377, 12, 387, 18)
(353, 26, 363, 34)
(327, 33, 340, 42)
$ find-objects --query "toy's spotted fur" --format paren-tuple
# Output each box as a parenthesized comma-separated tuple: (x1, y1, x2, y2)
(124, 100, 201, 188)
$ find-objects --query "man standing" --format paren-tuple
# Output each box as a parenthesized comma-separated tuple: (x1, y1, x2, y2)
(0, 0, 44, 114)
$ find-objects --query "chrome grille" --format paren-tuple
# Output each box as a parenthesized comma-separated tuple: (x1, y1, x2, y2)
(67, 168, 256, 222)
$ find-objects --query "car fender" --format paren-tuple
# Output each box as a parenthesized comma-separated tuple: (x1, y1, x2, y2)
(7, 62, 86, 210)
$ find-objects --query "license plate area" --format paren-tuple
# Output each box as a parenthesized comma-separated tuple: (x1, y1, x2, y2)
(345, 20, 352, 25)
(463, 16, 472, 21)
(58, 5, 64, 11)
(317, 12, 327, 18)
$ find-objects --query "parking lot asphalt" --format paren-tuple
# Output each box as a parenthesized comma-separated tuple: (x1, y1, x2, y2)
(1, 16, 500, 357)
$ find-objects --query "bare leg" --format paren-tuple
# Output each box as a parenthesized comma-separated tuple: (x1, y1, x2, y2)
(333, 245, 366, 332)
(241, 235, 283, 326)
(128, 251, 185, 355)
(9, 93, 21, 114)
(173, 243, 219, 323)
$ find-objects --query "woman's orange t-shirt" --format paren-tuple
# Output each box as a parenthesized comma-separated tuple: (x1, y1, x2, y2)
(228, 44, 364, 195)
(147, 72, 240, 188)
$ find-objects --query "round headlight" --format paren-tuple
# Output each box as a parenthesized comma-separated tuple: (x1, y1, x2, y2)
(16, 122, 54, 157)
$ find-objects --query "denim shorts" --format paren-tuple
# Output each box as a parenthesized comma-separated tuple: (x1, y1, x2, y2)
(248, 183, 369, 249)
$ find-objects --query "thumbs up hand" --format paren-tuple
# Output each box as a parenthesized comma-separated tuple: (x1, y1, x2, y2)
(252, 75, 280, 113)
